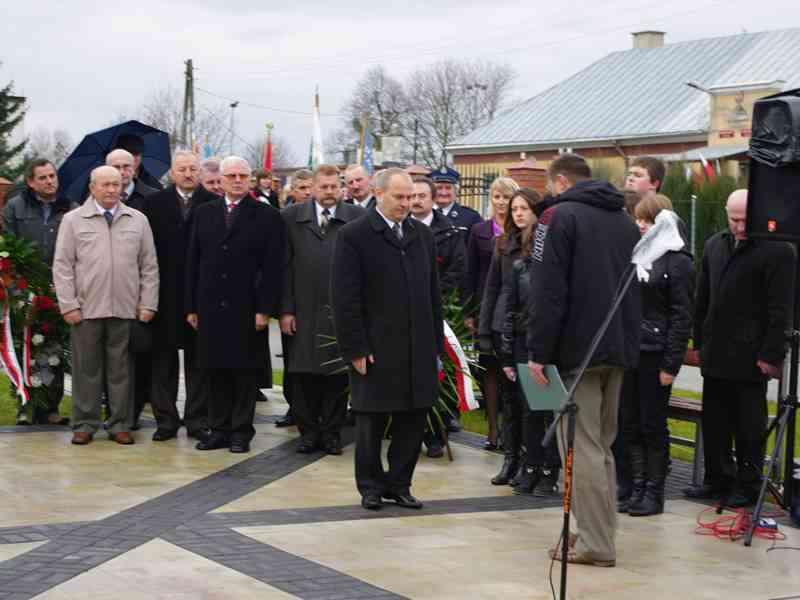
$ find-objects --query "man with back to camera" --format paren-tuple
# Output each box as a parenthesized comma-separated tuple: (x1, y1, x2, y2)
(685, 189, 794, 507)
(526, 154, 641, 567)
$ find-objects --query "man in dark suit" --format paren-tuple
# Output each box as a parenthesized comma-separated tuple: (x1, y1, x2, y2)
(142, 150, 216, 441)
(114, 133, 164, 191)
(344, 164, 376, 210)
(332, 168, 443, 511)
(430, 166, 482, 244)
(186, 156, 287, 453)
(106, 148, 157, 428)
(280, 164, 364, 455)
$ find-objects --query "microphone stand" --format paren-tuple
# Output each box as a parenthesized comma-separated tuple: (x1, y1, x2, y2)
(542, 263, 638, 600)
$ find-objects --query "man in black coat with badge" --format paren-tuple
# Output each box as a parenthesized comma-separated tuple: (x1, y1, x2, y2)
(430, 166, 482, 244)
(186, 156, 287, 453)
(142, 150, 217, 441)
(332, 168, 444, 511)
(280, 164, 364, 455)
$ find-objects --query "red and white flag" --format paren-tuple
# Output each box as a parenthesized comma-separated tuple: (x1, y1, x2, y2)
(442, 321, 479, 413)
(699, 152, 716, 181)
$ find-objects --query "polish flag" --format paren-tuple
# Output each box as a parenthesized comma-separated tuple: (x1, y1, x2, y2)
(699, 152, 716, 181)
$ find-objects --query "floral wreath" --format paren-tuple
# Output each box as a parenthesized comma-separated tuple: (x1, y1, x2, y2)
(0, 235, 69, 410)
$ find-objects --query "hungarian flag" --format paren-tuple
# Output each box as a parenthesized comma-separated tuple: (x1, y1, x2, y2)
(699, 152, 716, 181)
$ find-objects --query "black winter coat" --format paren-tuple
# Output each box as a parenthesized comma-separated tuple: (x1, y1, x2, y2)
(124, 179, 157, 211)
(2, 189, 74, 266)
(281, 200, 365, 374)
(331, 209, 444, 412)
(501, 256, 533, 367)
(640, 248, 695, 375)
(526, 179, 641, 373)
(479, 234, 522, 340)
(444, 202, 482, 243)
(142, 185, 216, 348)
(695, 230, 795, 382)
(429, 210, 466, 297)
(185, 197, 287, 369)
(464, 219, 494, 316)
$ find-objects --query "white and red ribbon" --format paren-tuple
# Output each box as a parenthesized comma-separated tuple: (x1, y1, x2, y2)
(0, 300, 29, 404)
(443, 321, 478, 413)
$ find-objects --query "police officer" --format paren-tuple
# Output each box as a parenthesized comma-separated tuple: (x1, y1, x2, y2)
(430, 166, 482, 243)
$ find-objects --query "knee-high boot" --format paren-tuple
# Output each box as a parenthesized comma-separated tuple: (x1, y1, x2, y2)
(630, 443, 667, 516)
(619, 443, 646, 513)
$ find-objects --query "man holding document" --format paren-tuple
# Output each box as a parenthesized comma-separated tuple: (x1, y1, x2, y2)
(525, 154, 641, 567)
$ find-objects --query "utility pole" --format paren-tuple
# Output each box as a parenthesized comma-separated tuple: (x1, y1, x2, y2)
(412, 118, 419, 164)
(180, 59, 195, 149)
(229, 101, 239, 155)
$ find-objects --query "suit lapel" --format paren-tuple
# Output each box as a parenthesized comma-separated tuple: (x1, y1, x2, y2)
(302, 201, 324, 240)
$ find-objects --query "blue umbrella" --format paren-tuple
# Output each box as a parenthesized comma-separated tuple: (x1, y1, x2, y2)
(57, 120, 171, 202)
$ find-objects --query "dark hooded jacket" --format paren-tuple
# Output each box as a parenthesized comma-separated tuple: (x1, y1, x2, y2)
(526, 179, 641, 373)
(2, 188, 75, 266)
(639, 220, 695, 375)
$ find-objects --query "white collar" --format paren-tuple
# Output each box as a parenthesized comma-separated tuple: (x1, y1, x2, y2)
(225, 195, 243, 208)
(176, 187, 193, 202)
(124, 181, 135, 198)
(315, 201, 336, 221)
(412, 212, 434, 227)
(354, 195, 372, 208)
(376, 206, 402, 232)
(93, 199, 119, 216)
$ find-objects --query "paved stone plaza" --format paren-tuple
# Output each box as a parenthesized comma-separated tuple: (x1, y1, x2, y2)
(1, 390, 799, 600)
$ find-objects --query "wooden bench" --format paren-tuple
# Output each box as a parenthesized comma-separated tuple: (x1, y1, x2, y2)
(668, 395, 704, 487)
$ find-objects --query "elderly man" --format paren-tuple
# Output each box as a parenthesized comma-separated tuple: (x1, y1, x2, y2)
(281, 164, 363, 455)
(106, 149, 157, 210)
(3, 158, 74, 425)
(114, 133, 163, 191)
(199, 158, 224, 197)
(686, 189, 795, 507)
(186, 156, 287, 453)
(332, 168, 443, 511)
(430, 166, 482, 242)
(53, 166, 159, 445)
(142, 150, 215, 441)
(344, 164, 376, 210)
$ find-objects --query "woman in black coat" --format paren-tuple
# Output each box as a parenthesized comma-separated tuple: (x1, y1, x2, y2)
(465, 177, 518, 449)
(480, 188, 540, 486)
(619, 195, 694, 516)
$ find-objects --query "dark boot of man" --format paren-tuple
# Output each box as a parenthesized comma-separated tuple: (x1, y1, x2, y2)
(619, 444, 646, 513)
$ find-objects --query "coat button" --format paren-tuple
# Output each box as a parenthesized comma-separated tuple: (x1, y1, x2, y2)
(221, 273, 228, 279)
(222, 244, 228, 250)
(220, 300, 227, 308)
(401, 251, 406, 256)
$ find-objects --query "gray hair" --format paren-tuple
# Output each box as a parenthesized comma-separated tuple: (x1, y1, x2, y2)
(172, 149, 198, 164)
(344, 164, 368, 178)
(90, 165, 121, 183)
(373, 167, 411, 192)
(200, 158, 221, 175)
(220, 155, 251, 174)
(105, 148, 133, 164)
(291, 169, 313, 187)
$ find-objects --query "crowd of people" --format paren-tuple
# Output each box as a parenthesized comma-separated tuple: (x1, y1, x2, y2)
(2, 138, 793, 567)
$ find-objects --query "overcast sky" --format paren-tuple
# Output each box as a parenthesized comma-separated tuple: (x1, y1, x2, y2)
(3, 0, 799, 164)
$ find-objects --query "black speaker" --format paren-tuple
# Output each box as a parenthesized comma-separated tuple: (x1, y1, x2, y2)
(747, 89, 800, 240)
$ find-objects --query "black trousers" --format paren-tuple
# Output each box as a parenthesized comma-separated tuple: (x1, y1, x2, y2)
(291, 373, 348, 442)
(355, 409, 427, 497)
(208, 369, 258, 442)
(150, 338, 210, 433)
(621, 352, 671, 483)
(132, 351, 152, 424)
(281, 333, 294, 409)
(525, 408, 560, 468)
(701, 376, 768, 494)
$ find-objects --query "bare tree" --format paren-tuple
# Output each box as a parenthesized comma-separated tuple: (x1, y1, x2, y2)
(403, 59, 515, 167)
(242, 133, 299, 171)
(24, 126, 74, 167)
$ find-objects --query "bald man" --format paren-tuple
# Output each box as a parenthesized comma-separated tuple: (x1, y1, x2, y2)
(53, 166, 159, 446)
(687, 189, 795, 507)
(105, 149, 157, 210)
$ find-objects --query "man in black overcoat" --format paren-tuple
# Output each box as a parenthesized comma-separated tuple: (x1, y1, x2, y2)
(186, 156, 287, 453)
(686, 189, 795, 506)
(280, 165, 364, 455)
(332, 168, 443, 511)
(142, 150, 217, 441)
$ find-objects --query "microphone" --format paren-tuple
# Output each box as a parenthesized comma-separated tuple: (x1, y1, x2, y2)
(631, 210, 685, 282)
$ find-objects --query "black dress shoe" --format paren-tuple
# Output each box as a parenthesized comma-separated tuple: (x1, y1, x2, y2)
(361, 494, 383, 510)
(230, 439, 250, 453)
(324, 437, 343, 455)
(296, 438, 318, 454)
(383, 492, 423, 509)
(256, 390, 269, 402)
(426, 443, 444, 458)
(275, 410, 295, 428)
(187, 428, 211, 442)
(684, 483, 723, 499)
(152, 428, 177, 442)
(195, 434, 230, 451)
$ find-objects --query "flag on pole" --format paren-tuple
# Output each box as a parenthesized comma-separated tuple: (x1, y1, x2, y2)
(202, 137, 214, 159)
(362, 122, 374, 175)
(698, 152, 716, 181)
(262, 123, 273, 172)
(310, 86, 325, 169)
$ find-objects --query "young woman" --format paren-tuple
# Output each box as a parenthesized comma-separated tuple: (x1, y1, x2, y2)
(619, 194, 694, 516)
(465, 176, 519, 450)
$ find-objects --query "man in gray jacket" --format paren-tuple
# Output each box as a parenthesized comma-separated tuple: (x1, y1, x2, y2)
(3, 158, 75, 425)
(53, 166, 159, 445)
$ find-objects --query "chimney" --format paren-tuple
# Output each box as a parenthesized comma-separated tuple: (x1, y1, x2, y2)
(632, 30, 665, 49)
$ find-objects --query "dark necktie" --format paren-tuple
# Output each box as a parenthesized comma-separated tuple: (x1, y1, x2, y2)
(225, 202, 236, 228)
(120, 191, 128, 204)
(104, 210, 113, 227)
(320, 208, 330, 235)
(392, 222, 402, 240)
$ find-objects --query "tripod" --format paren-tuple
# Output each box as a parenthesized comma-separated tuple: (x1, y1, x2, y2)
(744, 244, 799, 546)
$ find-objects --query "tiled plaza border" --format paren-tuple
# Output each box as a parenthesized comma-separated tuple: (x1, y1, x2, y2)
(0, 425, 699, 600)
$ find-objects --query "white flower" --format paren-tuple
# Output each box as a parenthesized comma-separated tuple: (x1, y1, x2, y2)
(30, 375, 42, 388)
(48, 356, 60, 367)
(0, 252, 8, 258)
(32, 334, 45, 346)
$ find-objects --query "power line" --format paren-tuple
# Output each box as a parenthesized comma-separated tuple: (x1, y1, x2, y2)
(195, 86, 345, 118)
